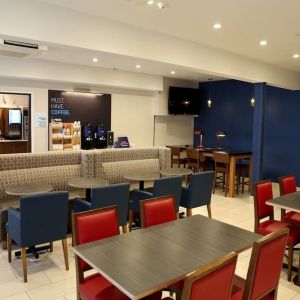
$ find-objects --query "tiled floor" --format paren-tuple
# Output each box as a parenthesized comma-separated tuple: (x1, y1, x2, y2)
(1, 184, 300, 299)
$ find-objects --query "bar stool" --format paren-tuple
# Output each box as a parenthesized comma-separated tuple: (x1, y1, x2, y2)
(170, 146, 188, 168)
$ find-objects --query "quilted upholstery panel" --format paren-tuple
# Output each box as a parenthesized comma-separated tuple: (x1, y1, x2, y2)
(102, 159, 160, 184)
(80, 151, 95, 177)
(0, 151, 81, 171)
(94, 147, 169, 177)
(0, 165, 81, 201)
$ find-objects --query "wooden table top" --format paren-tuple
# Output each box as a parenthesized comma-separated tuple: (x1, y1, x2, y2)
(73, 214, 261, 299)
(5, 183, 53, 196)
(68, 177, 109, 189)
(160, 167, 192, 177)
(267, 191, 300, 213)
(123, 171, 160, 182)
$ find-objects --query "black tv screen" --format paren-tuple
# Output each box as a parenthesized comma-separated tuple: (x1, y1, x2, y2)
(168, 87, 200, 115)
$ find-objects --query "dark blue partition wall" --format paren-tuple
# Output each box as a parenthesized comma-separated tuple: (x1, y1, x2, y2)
(263, 86, 300, 182)
(195, 80, 254, 150)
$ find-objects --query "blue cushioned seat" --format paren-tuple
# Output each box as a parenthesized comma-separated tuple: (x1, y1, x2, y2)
(6, 192, 69, 282)
(180, 171, 214, 217)
(73, 183, 130, 233)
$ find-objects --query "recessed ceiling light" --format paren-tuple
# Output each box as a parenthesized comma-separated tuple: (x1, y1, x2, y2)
(92, 58, 98, 62)
(259, 40, 268, 46)
(136, 64, 141, 69)
(293, 54, 299, 59)
(170, 70, 175, 75)
(147, 0, 154, 5)
(213, 23, 222, 29)
(157, 2, 165, 9)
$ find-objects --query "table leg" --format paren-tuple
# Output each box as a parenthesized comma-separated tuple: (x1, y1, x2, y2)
(86, 188, 91, 201)
(248, 155, 253, 194)
(229, 156, 236, 197)
(139, 180, 144, 190)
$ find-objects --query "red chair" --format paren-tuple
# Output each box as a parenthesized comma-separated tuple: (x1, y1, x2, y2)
(279, 175, 300, 226)
(231, 228, 289, 300)
(72, 206, 129, 300)
(162, 252, 238, 300)
(140, 195, 177, 228)
(254, 180, 300, 281)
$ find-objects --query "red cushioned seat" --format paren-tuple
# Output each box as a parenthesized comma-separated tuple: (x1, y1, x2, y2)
(279, 175, 300, 228)
(254, 180, 300, 281)
(166, 252, 238, 300)
(231, 229, 288, 300)
(140, 195, 177, 228)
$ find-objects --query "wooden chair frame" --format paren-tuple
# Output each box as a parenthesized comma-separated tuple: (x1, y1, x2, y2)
(72, 206, 120, 300)
(241, 228, 288, 300)
(170, 147, 188, 168)
(181, 252, 238, 300)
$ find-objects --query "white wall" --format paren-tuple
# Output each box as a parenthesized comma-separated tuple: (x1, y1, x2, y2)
(154, 115, 194, 147)
(112, 94, 154, 147)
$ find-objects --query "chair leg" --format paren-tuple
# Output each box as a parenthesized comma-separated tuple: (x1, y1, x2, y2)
(128, 209, 134, 232)
(187, 208, 192, 217)
(49, 241, 53, 252)
(287, 245, 293, 281)
(207, 204, 212, 218)
(21, 247, 27, 283)
(62, 239, 69, 271)
(7, 234, 12, 263)
(122, 225, 128, 233)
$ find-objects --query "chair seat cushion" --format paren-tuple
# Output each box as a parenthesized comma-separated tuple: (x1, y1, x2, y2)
(79, 273, 129, 300)
(284, 211, 300, 227)
(258, 220, 300, 245)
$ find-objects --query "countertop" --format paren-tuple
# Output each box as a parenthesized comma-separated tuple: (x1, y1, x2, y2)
(0, 139, 28, 143)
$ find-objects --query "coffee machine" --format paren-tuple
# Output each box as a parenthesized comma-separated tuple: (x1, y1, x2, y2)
(94, 124, 107, 149)
(82, 123, 93, 150)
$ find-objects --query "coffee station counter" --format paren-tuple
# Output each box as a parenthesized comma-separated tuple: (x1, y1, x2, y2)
(0, 139, 29, 154)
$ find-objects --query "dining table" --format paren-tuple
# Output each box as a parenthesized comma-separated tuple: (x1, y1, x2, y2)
(73, 214, 261, 299)
(168, 145, 253, 197)
(267, 192, 300, 286)
(123, 171, 160, 190)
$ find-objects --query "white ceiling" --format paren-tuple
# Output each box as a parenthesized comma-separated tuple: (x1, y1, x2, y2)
(35, 0, 300, 74)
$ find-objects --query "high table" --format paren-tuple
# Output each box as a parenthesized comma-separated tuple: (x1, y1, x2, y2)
(68, 177, 109, 201)
(123, 171, 160, 190)
(5, 183, 54, 258)
(73, 214, 261, 299)
(168, 145, 253, 197)
(267, 192, 300, 285)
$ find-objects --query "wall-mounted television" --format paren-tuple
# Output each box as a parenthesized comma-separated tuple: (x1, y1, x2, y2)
(168, 86, 200, 115)
(8, 109, 22, 124)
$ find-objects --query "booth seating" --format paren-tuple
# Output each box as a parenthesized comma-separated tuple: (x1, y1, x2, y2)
(0, 147, 170, 247)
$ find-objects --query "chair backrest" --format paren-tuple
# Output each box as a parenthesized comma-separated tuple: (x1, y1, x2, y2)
(186, 149, 200, 160)
(170, 146, 181, 158)
(187, 171, 214, 206)
(181, 252, 238, 300)
(213, 151, 230, 164)
(20, 192, 68, 246)
(243, 228, 288, 300)
(140, 195, 177, 228)
(253, 180, 274, 231)
(153, 176, 183, 212)
(90, 183, 130, 226)
(72, 206, 119, 273)
(279, 175, 297, 196)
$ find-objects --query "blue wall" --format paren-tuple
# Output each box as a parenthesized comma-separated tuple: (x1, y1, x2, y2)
(263, 86, 300, 182)
(194, 80, 254, 150)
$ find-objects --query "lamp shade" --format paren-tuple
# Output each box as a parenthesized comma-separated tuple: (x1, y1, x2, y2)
(216, 131, 226, 137)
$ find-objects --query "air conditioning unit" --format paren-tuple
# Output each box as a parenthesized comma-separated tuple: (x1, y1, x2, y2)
(0, 39, 48, 59)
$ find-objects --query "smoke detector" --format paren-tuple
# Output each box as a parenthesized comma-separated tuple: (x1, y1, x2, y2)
(0, 39, 48, 59)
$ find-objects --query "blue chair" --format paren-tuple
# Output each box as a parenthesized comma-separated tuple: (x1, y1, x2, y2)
(129, 176, 183, 231)
(180, 171, 214, 217)
(6, 192, 69, 282)
(73, 183, 130, 233)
